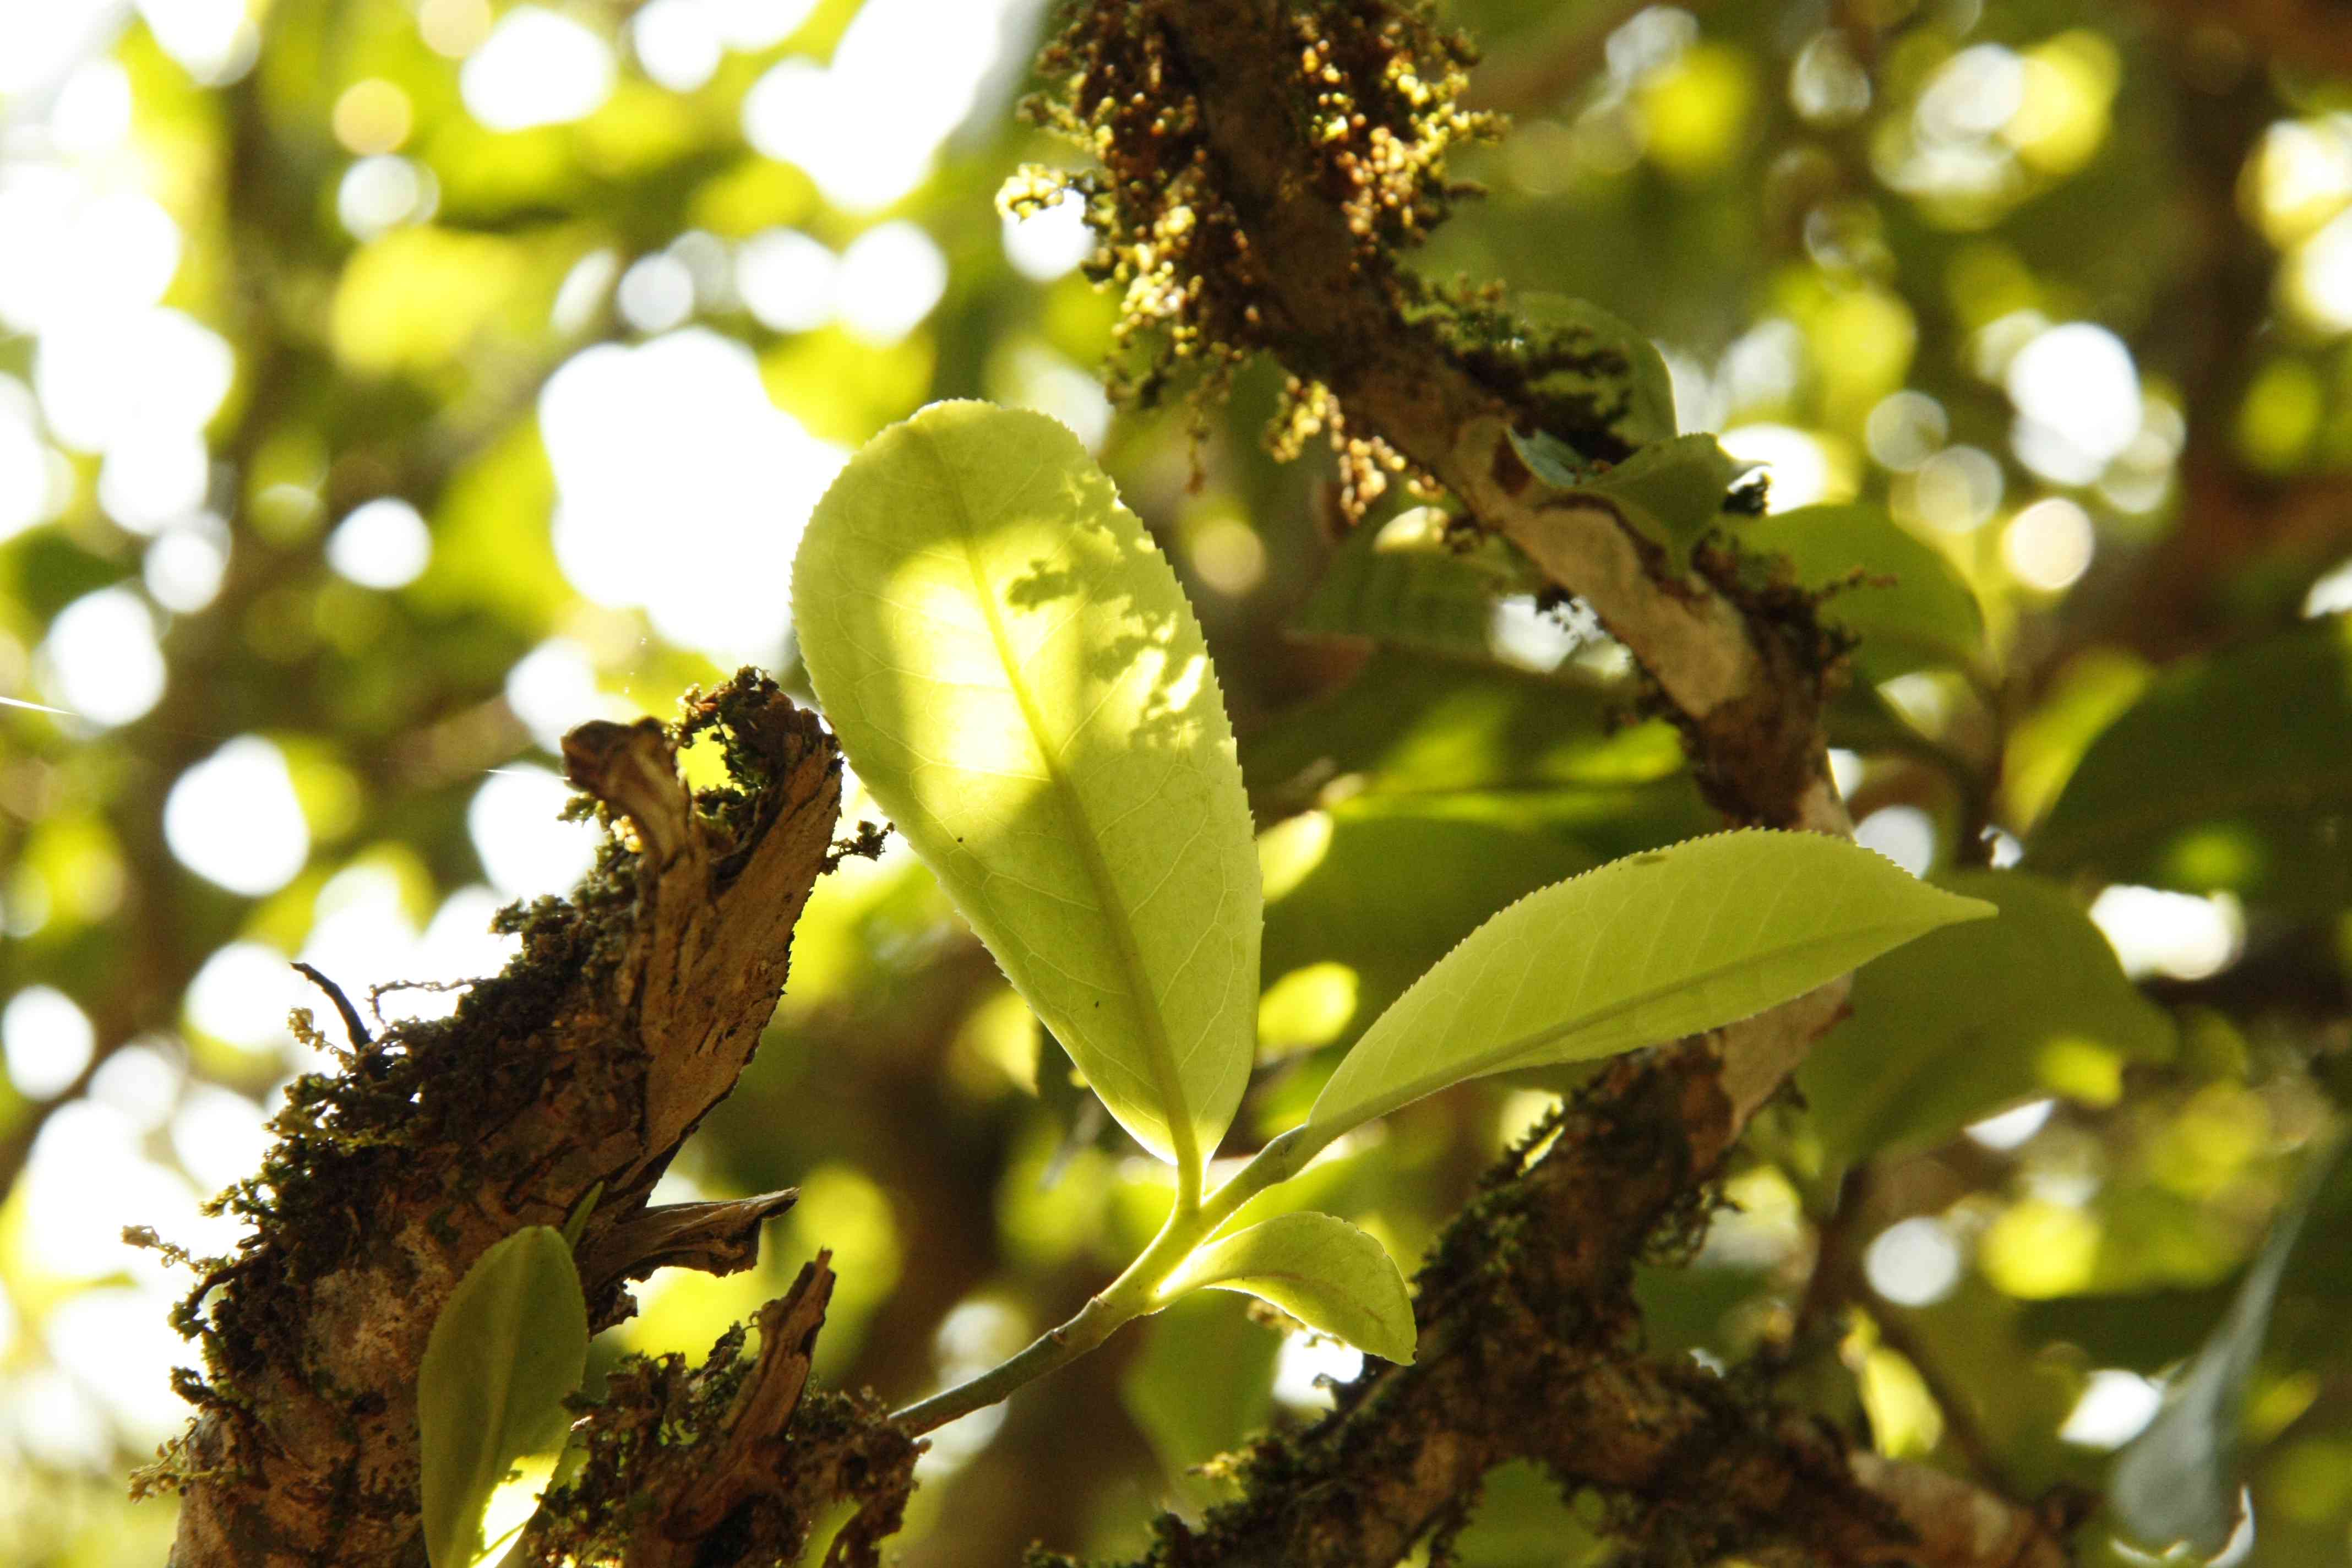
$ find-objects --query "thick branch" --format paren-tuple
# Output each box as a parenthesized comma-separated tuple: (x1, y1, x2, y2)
(158, 676, 881, 1566)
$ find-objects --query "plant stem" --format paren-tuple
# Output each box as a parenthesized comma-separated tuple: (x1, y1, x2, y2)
(889, 1128, 1325, 1435)
(889, 1291, 1134, 1435)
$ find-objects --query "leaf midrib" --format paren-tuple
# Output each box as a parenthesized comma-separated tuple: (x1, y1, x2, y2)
(912, 425, 1201, 1179)
(1311, 910, 1951, 1136)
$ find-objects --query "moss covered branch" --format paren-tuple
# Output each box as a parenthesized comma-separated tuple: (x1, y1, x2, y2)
(151, 674, 916, 1567)
(1040, 1049, 2075, 1568)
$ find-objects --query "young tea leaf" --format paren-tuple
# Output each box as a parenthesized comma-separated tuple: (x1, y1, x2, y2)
(418, 1226, 589, 1568)
(1159, 1211, 1416, 1364)
(1305, 830, 1994, 1145)
(792, 402, 1261, 1173)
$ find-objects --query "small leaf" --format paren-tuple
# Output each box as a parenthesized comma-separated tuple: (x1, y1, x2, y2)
(1305, 831, 1994, 1145)
(1517, 293, 1680, 447)
(1737, 504, 1986, 680)
(1507, 427, 1597, 489)
(1160, 1211, 1417, 1364)
(419, 1226, 589, 1568)
(793, 402, 1261, 1171)
(1799, 870, 2174, 1164)
(2113, 1139, 2352, 1556)
(1513, 433, 1751, 576)
(2029, 613, 2352, 913)
(1244, 653, 1711, 1062)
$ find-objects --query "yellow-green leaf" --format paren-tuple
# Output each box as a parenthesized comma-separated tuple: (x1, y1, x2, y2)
(1306, 830, 1993, 1144)
(418, 1226, 587, 1568)
(1159, 1211, 1416, 1364)
(792, 402, 1261, 1172)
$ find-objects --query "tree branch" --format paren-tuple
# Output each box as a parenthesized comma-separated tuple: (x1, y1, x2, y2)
(152, 675, 916, 1566)
(1045, 0, 1852, 1123)
(1040, 1050, 2073, 1568)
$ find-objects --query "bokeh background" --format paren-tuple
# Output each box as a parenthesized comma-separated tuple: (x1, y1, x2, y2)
(2, 0, 2350, 1562)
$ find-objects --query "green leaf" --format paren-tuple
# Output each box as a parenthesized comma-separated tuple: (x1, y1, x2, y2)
(1798, 870, 2175, 1164)
(2029, 614, 2352, 913)
(418, 1226, 589, 1568)
(1736, 504, 1986, 680)
(1292, 508, 1542, 661)
(1159, 1211, 1416, 1364)
(1304, 831, 1994, 1144)
(1517, 293, 1680, 448)
(793, 401, 1261, 1171)
(1512, 433, 1751, 576)
(1508, 427, 1600, 489)
(2113, 1139, 2352, 1556)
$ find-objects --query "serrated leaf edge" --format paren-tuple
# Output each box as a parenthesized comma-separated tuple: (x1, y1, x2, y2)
(1305, 829, 1995, 1138)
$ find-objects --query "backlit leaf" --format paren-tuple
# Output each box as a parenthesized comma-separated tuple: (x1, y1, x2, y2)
(418, 1226, 589, 1568)
(793, 402, 1261, 1170)
(1305, 831, 1993, 1144)
(1160, 1211, 1416, 1364)
(1245, 651, 1709, 1063)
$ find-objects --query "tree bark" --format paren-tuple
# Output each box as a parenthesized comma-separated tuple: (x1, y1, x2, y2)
(156, 677, 917, 1567)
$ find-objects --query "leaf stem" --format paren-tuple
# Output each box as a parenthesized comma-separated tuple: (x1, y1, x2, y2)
(889, 1129, 1322, 1435)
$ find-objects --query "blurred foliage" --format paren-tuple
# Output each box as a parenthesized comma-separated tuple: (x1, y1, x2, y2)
(1, 0, 2350, 1563)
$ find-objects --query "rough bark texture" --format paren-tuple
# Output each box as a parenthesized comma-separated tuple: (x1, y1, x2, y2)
(154, 674, 917, 1566)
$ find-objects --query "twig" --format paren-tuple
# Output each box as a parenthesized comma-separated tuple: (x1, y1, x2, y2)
(291, 962, 372, 1049)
